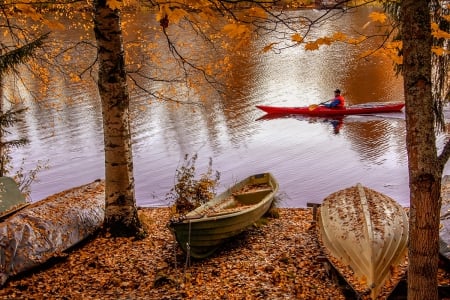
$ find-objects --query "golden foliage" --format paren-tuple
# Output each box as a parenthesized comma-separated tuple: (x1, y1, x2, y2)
(360, 40, 403, 65)
(106, 0, 123, 10)
(432, 22, 450, 39)
(331, 31, 347, 42)
(0, 0, 264, 106)
(221, 23, 252, 50)
(304, 36, 333, 51)
(432, 46, 449, 56)
(15, 4, 40, 21)
(156, 4, 188, 25)
(304, 41, 320, 51)
(244, 7, 268, 19)
(291, 33, 303, 43)
(223, 23, 251, 39)
(7, 0, 449, 111)
(368, 11, 387, 24)
(262, 42, 278, 53)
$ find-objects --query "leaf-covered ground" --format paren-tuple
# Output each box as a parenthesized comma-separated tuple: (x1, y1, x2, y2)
(0, 206, 350, 299)
(0, 190, 449, 299)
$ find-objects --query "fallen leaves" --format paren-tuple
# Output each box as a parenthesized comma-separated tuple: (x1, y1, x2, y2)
(0, 208, 346, 299)
(1, 180, 449, 299)
(318, 184, 409, 299)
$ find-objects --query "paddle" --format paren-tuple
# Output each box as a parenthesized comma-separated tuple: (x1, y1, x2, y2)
(308, 100, 331, 111)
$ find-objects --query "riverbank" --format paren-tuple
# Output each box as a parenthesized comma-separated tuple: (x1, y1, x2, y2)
(0, 207, 348, 299)
(0, 185, 449, 299)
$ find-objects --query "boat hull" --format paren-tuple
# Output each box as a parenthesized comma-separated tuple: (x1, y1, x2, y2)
(440, 175, 450, 262)
(318, 183, 408, 299)
(168, 173, 278, 258)
(256, 102, 405, 116)
(0, 181, 104, 286)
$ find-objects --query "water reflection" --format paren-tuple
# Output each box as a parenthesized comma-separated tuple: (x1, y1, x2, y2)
(5, 7, 418, 207)
(256, 113, 406, 163)
(344, 118, 405, 164)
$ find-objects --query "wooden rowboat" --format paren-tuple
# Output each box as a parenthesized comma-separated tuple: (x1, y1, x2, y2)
(168, 172, 279, 259)
(0, 180, 104, 286)
(440, 175, 450, 262)
(318, 183, 408, 299)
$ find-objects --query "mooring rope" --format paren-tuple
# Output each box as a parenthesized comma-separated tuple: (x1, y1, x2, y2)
(183, 220, 192, 281)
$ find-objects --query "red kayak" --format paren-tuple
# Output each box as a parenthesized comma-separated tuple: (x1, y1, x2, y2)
(256, 102, 405, 116)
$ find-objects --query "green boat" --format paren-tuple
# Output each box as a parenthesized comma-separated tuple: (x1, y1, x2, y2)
(0, 177, 28, 220)
(168, 172, 279, 258)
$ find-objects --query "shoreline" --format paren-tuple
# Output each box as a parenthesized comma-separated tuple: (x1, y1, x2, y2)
(0, 206, 448, 299)
(0, 207, 346, 299)
(0, 178, 449, 299)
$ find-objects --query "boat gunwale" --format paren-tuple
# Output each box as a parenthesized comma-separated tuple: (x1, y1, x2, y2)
(169, 173, 279, 225)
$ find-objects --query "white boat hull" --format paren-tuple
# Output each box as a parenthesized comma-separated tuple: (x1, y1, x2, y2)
(318, 183, 408, 299)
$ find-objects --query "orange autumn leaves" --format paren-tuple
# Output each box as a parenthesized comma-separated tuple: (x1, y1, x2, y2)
(4, 2, 65, 32)
(262, 8, 450, 66)
(0, 207, 350, 299)
(10, 0, 450, 70)
(155, 3, 263, 50)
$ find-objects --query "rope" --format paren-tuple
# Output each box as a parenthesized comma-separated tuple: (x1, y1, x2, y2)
(173, 237, 178, 271)
(183, 220, 192, 282)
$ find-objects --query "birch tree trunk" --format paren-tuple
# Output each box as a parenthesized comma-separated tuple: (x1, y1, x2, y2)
(401, 0, 442, 298)
(93, 0, 143, 237)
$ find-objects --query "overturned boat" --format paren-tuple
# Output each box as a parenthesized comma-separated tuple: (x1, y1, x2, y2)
(0, 180, 104, 285)
(440, 176, 450, 263)
(318, 183, 408, 299)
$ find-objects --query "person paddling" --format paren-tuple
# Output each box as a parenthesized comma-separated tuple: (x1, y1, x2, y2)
(323, 89, 345, 109)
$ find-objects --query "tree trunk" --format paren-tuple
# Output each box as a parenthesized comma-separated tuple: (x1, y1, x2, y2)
(93, 0, 144, 237)
(401, 0, 442, 299)
(0, 74, 4, 177)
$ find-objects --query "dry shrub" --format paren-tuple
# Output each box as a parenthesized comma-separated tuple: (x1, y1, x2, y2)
(166, 153, 220, 216)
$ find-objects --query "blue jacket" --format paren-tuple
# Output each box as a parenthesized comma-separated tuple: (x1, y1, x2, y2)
(325, 95, 345, 108)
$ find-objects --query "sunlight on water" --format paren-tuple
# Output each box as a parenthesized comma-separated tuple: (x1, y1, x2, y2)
(5, 7, 427, 208)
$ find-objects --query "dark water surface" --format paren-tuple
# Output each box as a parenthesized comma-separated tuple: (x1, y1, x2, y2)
(6, 8, 449, 207)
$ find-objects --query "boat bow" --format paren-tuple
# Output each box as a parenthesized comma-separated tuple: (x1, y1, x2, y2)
(319, 183, 408, 299)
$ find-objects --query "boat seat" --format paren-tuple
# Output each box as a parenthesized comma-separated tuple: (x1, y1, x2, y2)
(214, 197, 237, 210)
(234, 189, 272, 205)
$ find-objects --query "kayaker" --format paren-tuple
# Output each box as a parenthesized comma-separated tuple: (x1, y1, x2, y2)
(323, 89, 345, 109)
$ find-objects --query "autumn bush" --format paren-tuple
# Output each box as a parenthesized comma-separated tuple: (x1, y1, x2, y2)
(166, 153, 220, 215)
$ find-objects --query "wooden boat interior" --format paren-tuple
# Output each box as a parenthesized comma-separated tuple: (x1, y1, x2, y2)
(186, 186, 273, 219)
(168, 173, 278, 258)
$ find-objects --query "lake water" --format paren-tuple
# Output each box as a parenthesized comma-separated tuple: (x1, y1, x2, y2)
(5, 7, 448, 208)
